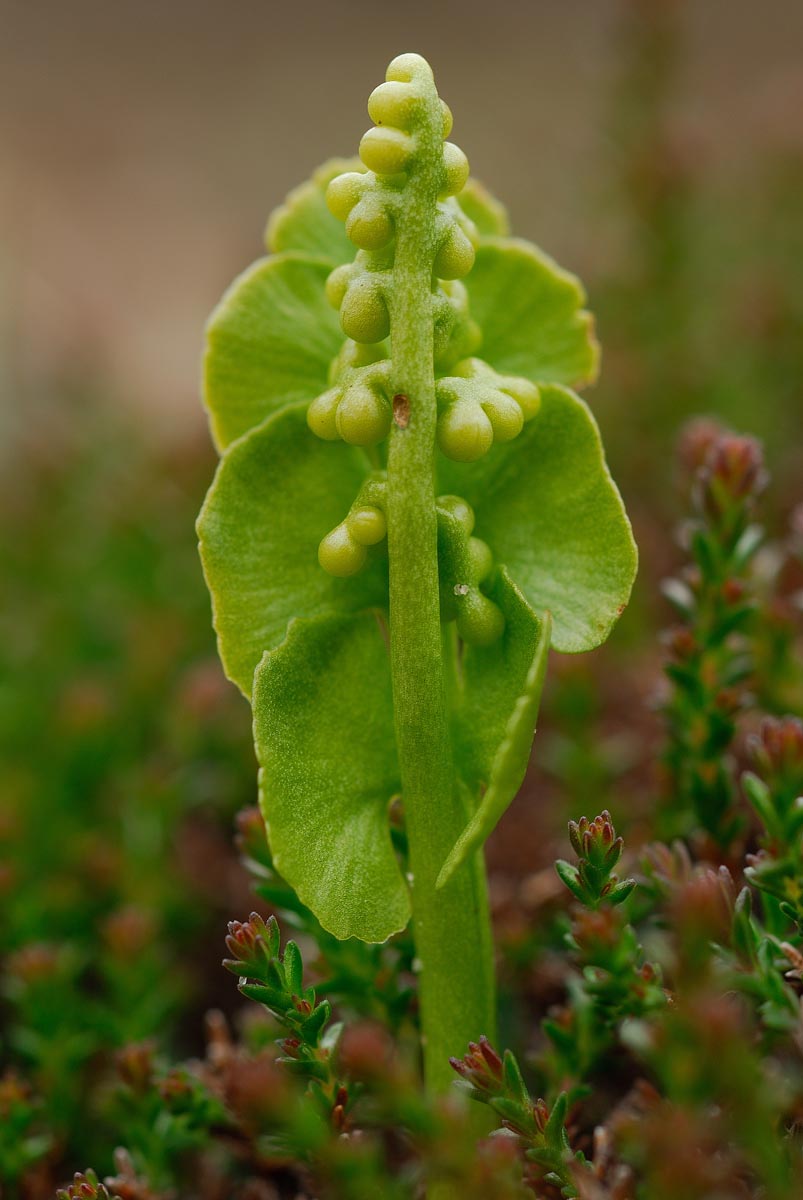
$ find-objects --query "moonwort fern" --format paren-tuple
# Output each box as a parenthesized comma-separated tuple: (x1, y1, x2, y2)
(197, 52, 637, 1096)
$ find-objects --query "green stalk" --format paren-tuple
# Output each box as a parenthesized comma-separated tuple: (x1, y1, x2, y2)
(385, 81, 496, 1096)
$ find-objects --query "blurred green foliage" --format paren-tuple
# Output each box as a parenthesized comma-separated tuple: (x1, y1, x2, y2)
(597, 0, 803, 511)
(0, 393, 255, 1180)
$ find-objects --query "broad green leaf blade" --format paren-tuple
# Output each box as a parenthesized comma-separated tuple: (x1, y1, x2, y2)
(465, 238, 599, 389)
(438, 385, 637, 654)
(197, 404, 385, 697)
(266, 158, 365, 263)
(455, 571, 549, 790)
(254, 612, 409, 943)
(438, 581, 551, 888)
(204, 253, 343, 450)
(457, 178, 510, 238)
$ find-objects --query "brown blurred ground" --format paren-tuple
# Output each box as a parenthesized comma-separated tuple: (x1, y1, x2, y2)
(1, 0, 802, 440)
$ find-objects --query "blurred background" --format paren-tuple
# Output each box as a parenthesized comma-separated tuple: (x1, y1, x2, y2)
(0, 0, 801, 1189)
(2, 0, 801, 446)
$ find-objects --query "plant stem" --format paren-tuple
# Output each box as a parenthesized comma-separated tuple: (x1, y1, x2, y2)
(385, 82, 496, 1097)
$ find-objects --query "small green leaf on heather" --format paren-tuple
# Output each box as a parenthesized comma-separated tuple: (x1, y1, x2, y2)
(438, 580, 551, 887)
(732, 887, 758, 963)
(490, 1096, 529, 1126)
(502, 1049, 530, 1106)
(204, 254, 343, 450)
(439, 385, 637, 654)
(609, 879, 637, 906)
(544, 1092, 570, 1146)
(266, 158, 365, 262)
(239, 982, 289, 1010)
(254, 612, 409, 943)
(283, 940, 303, 994)
(300, 1002, 331, 1044)
(465, 238, 599, 389)
(197, 404, 385, 696)
(555, 859, 585, 904)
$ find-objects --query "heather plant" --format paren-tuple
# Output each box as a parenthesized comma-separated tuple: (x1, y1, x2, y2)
(451, 1041, 583, 1197)
(197, 52, 636, 1095)
(743, 716, 803, 932)
(660, 420, 768, 846)
(543, 813, 664, 1092)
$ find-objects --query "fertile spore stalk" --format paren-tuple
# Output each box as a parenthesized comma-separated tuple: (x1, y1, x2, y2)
(351, 54, 495, 1092)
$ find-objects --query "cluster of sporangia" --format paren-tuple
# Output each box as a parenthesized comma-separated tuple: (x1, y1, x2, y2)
(308, 53, 539, 646)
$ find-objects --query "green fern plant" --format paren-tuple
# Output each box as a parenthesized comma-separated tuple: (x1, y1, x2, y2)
(197, 52, 636, 1096)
